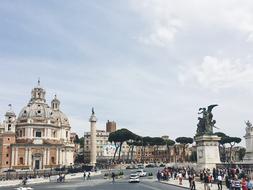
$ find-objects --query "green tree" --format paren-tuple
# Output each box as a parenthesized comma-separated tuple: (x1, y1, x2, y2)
(74, 134, 79, 144)
(175, 137, 193, 162)
(150, 137, 166, 162)
(214, 132, 228, 162)
(126, 135, 141, 163)
(79, 137, 84, 147)
(221, 136, 241, 162)
(189, 150, 197, 162)
(109, 128, 137, 162)
(108, 131, 120, 162)
(238, 147, 246, 161)
(165, 139, 175, 162)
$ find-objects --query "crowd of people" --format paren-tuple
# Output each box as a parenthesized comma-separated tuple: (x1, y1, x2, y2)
(156, 166, 253, 190)
(156, 166, 196, 189)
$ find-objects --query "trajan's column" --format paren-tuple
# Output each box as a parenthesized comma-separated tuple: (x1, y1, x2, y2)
(89, 108, 97, 167)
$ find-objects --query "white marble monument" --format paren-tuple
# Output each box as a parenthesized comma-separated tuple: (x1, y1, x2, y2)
(243, 121, 253, 162)
(195, 135, 221, 169)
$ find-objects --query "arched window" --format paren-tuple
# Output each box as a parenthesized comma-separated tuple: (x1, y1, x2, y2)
(8, 124, 11, 131)
(19, 157, 24, 165)
(51, 157, 55, 164)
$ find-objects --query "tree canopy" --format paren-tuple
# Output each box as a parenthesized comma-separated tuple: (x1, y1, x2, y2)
(175, 137, 193, 144)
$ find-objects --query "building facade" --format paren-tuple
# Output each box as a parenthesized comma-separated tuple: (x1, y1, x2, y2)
(83, 121, 130, 163)
(0, 82, 75, 171)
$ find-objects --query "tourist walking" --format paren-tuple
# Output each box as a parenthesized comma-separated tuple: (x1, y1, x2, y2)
(178, 172, 183, 185)
(234, 176, 241, 190)
(242, 177, 248, 190)
(247, 178, 253, 190)
(83, 171, 86, 180)
(87, 172, 91, 180)
(191, 174, 196, 190)
(217, 173, 223, 190)
(112, 172, 116, 183)
(204, 173, 209, 190)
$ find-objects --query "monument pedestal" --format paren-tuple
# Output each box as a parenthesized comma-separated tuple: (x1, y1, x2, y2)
(243, 152, 253, 163)
(195, 135, 221, 170)
(244, 123, 253, 163)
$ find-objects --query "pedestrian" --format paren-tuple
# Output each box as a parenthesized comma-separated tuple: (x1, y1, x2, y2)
(247, 178, 253, 190)
(242, 177, 248, 190)
(22, 177, 27, 185)
(178, 172, 183, 185)
(87, 172, 91, 180)
(207, 174, 212, 190)
(83, 171, 86, 181)
(191, 174, 196, 190)
(112, 172, 116, 183)
(204, 173, 209, 190)
(225, 175, 230, 189)
(189, 173, 193, 188)
(234, 176, 241, 190)
(217, 173, 223, 190)
(157, 171, 161, 181)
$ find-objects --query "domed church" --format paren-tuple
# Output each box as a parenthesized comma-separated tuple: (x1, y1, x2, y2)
(0, 81, 75, 171)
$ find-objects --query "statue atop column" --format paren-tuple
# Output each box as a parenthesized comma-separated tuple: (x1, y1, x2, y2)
(196, 104, 218, 136)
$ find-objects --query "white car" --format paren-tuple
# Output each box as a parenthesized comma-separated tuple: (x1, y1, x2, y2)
(15, 187, 33, 190)
(129, 173, 140, 183)
(136, 169, 147, 177)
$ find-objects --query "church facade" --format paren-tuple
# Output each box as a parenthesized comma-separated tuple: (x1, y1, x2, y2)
(0, 82, 75, 171)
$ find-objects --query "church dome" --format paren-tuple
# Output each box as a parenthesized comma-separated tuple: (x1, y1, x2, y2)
(17, 102, 52, 123)
(51, 110, 70, 127)
(17, 81, 70, 127)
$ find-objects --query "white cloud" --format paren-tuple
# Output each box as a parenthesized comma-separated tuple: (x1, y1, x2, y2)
(138, 18, 182, 46)
(130, 0, 253, 46)
(178, 56, 253, 90)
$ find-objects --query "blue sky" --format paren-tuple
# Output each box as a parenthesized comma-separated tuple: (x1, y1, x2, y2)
(1, 0, 253, 144)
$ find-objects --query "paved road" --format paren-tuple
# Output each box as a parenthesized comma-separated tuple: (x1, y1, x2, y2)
(1, 168, 183, 190)
(5, 179, 185, 190)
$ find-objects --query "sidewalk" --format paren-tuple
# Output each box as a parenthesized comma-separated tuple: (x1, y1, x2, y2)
(160, 179, 228, 190)
(0, 171, 102, 187)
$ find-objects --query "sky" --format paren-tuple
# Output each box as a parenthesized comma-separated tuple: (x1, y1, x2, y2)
(0, 0, 253, 146)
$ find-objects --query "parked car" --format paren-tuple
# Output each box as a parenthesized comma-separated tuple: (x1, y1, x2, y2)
(137, 164, 144, 169)
(136, 169, 147, 177)
(3, 169, 16, 173)
(145, 164, 155, 168)
(129, 173, 140, 183)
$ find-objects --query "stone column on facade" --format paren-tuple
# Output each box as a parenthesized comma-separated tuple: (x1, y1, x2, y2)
(62, 149, 65, 165)
(59, 149, 62, 165)
(15, 147, 18, 165)
(65, 148, 67, 165)
(28, 128, 31, 138)
(43, 148, 47, 169)
(89, 108, 97, 167)
(47, 148, 50, 165)
(11, 147, 15, 167)
(56, 148, 59, 165)
(28, 148, 32, 170)
(25, 147, 28, 166)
